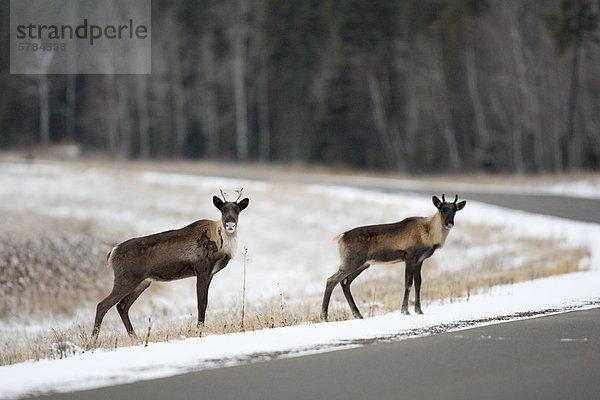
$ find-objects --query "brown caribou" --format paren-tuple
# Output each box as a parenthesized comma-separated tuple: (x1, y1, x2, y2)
(321, 194, 466, 320)
(92, 189, 249, 338)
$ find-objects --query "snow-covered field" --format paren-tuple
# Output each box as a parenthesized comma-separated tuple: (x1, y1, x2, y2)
(0, 160, 599, 399)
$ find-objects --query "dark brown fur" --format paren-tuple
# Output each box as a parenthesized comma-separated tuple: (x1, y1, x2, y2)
(321, 195, 466, 320)
(92, 195, 249, 338)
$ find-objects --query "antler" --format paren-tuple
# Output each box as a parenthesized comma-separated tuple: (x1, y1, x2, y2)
(234, 188, 244, 202)
(453, 194, 458, 204)
(442, 194, 446, 202)
(219, 188, 243, 202)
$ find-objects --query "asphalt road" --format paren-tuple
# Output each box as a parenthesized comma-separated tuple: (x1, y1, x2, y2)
(36, 308, 600, 400)
(289, 172, 600, 224)
(404, 190, 599, 224)
(30, 172, 600, 399)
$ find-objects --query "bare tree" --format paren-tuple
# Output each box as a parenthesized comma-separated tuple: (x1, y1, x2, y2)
(231, 0, 250, 161)
(167, 11, 187, 158)
(117, 77, 132, 158)
(464, 41, 490, 152)
(37, 53, 54, 146)
(200, 33, 220, 157)
(136, 75, 150, 159)
(65, 2, 78, 141)
(366, 69, 406, 171)
(105, 75, 119, 156)
(434, 33, 462, 171)
(27, 51, 55, 146)
(507, 2, 526, 173)
(256, 1, 271, 162)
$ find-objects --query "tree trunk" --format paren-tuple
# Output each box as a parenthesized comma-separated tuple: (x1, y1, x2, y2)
(201, 35, 219, 158)
(171, 43, 187, 158)
(507, 3, 526, 174)
(232, 0, 249, 161)
(117, 77, 132, 158)
(553, 123, 563, 173)
(106, 75, 119, 156)
(136, 75, 150, 159)
(366, 70, 405, 171)
(436, 34, 461, 171)
(37, 51, 54, 146)
(257, 64, 270, 162)
(464, 42, 489, 152)
(65, 74, 76, 141)
(38, 75, 50, 146)
(257, 4, 271, 162)
(566, 44, 584, 170)
(65, 1, 77, 141)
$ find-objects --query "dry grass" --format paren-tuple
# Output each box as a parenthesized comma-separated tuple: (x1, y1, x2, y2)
(349, 243, 590, 317)
(0, 234, 112, 320)
(0, 302, 321, 366)
(0, 231, 589, 366)
(0, 159, 592, 366)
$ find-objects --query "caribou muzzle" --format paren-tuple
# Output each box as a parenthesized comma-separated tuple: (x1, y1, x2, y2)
(225, 221, 237, 233)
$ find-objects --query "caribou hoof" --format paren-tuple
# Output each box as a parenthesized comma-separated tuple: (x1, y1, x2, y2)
(401, 307, 410, 315)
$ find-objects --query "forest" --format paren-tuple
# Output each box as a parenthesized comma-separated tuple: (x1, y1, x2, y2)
(1, 0, 599, 173)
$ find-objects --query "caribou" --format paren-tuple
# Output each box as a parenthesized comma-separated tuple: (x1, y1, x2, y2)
(321, 194, 466, 320)
(92, 189, 249, 338)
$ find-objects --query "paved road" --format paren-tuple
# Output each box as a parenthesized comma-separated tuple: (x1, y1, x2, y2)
(37, 308, 600, 400)
(286, 172, 600, 224)
(398, 190, 598, 225)
(146, 165, 600, 224)
(30, 171, 600, 399)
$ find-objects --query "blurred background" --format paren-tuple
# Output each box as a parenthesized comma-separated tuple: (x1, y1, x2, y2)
(1, 0, 599, 173)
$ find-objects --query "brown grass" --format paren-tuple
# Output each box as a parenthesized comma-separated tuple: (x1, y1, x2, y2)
(1, 238, 589, 367)
(0, 220, 591, 367)
(351, 244, 590, 317)
(0, 158, 595, 367)
(0, 233, 113, 320)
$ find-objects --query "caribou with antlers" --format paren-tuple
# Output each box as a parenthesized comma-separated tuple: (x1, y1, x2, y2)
(321, 194, 466, 320)
(92, 189, 249, 338)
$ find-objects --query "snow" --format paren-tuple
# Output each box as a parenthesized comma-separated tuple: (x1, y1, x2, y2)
(0, 161, 599, 399)
(0, 271, 598, 399)
(292, 171, 600, 199)
(534, 177, 600, 199)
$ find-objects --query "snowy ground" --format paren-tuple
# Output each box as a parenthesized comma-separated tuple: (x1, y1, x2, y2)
(0, 160, 599, 398)
(295, 170, 600, 200)
(1, 274, 598, 399)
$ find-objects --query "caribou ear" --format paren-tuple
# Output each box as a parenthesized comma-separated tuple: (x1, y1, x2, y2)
(237, 198, 249, 211)
(432, 196, 442, 209)
(456, 200, 467, 211)
(213, 196, 224, 210)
